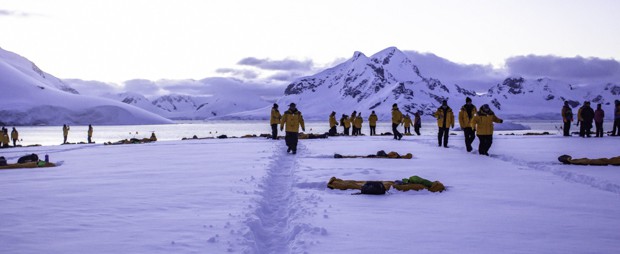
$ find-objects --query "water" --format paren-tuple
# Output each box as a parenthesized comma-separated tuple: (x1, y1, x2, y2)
(3, 120, 616, 146)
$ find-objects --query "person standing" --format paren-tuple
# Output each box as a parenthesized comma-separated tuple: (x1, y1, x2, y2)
(353, 113, 363, 136)
(580, 101, 595, 138)
(403, 115, 412, 134)
(594, 104, 605, 137)
(270, 104, 282, 140)
(350, 111, 358, 136)
(470, 104, 503, 156)
(340, 114, 350, 135)
(1, 128, 8, 148)
(561, 101, 574, 137)
(368, 111, 378, 136)
(62, 124, 70, 144)
(280, 103, 305, 154)
(413, 111, 422, 136)
(391, 104, 404, 140)
(329, 111, 338, 136)
(87, 124, 94, 143)
(459, 97, 478, 152)
(613, 100, 620, 136)
(11, 127, 19, 146)
(434, 100, 454, 148)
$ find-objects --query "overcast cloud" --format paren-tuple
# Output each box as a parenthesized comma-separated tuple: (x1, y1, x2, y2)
(238, 57, 314, 71)
(505, 55, 620, 83)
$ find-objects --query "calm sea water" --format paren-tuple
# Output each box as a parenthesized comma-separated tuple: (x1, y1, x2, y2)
(3, 120, 615, 146)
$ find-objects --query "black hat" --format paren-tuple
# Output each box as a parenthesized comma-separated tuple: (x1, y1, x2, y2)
(273, 103, 278, 108)
(289, 103, 296, 107)
(564, 101, 568, 105)
(465, 97, 472, 102)
(392, 103, 398, 107)
(442, 100, 447, 105)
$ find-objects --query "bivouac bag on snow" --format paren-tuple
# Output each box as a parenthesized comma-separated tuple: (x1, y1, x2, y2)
(361, 181, 386, 195)
(17, 154, 39, 164)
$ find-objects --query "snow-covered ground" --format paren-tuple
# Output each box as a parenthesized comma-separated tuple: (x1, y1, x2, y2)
(1, 135, 619, 253)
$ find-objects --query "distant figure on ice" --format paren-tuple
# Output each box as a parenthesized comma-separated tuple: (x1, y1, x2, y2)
(270, 103, 282, 140)
(391, 104, 404, 140)
(561, 101, 574, 137)
(62, 124, 70, 144)
(329, 111, 338, 136)
(368, 111, 378, 136)
(150, 132, 158, 141)
(613, 100, 620, 136)
(413, 111, 421, 136)
(11, 127, 19, 146)
(353, 113, 363, 136)
(340, 114, 350, 135)
(88, 124, 94, 143)
(280, 103, 305, 154)
(403, 114, 412, 134)
(434, 100, 454, 148)
(1, 128, 8, 148)
(470, 104, 503, 156)
(350, 111, 357, 135)
(459, 97, 477, 152)
(578, 101, 594, 138)
(594, 104, 605, 137)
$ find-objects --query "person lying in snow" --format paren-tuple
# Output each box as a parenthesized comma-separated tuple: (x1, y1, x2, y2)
(334, 150, 413, 159)
(327, 176, 445, 193)
(558, 155, 620, 166)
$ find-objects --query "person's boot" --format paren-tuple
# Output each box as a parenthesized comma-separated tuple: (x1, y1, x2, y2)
(292, 150, 297, 155)
(287, 148, 291, 153)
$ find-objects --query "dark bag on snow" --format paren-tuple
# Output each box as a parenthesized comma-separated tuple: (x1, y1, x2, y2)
(0, 156, 7, 166)
(361, 181, 386, 195)
(17, 153, 39, 164)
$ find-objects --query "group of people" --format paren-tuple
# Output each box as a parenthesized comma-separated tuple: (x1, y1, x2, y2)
(61, 124, 95, 144)
(270, 103, 305, 154)
(0, 127, 19, 148)
(561, 99, 620, 137)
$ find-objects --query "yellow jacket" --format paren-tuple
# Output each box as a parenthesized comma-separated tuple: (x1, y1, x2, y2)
(470, 113, 503, 135)
(63, 126, 70, 136)
(343, 117, 351, 128)
(1, 133, 8, 144)
(577, 107, 583, 122)
(458, 105, 477, 129)
(434, 107, 455, 128)
(368, 114, 378, 126)
(392, 107, 403, 124)
(88, 127, 93, 137)
(329, 115, 338, 128)
(353, 116, 363, 128)
(11, 130, 18, 140)
(403, 117, 412, 127)
(270, 108, 282, 125)
(281, 109, 305, 133)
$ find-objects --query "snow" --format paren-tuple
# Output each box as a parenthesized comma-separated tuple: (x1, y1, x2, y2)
(1, 135, 619, 253)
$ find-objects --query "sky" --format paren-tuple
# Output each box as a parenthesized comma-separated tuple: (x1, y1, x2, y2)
(1, 0, 620, 87)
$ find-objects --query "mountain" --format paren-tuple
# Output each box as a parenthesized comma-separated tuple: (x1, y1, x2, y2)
(0, 47, 173, 126)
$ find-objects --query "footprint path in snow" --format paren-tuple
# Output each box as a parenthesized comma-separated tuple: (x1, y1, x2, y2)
(409, 138, 620, 196)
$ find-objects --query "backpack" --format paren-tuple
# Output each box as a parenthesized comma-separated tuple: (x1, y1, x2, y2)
(0, 156, 6, 166)
(361, 181, 386, 195)
(17, 153, 39, 164)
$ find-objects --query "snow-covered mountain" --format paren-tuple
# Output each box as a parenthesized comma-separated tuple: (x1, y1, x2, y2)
(0, 47, 173, 126)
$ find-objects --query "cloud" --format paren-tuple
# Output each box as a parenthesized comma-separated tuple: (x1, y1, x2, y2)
(237, 57, 313, 71)
(505, 55, 620, 82)
(267, 72, 305, 82)
(215, 68, 259, 79)
(123, 79, 161, 96)
(63, 79, 121, 96)
(148, 77, 286, 98)
(0, 9, 34, 17)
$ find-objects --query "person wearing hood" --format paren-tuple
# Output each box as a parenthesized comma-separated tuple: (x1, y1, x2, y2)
(459, 97, 477, 152)
(270, 103, 282, 140)
(391, 104, 404, 140)
(413, 111, 422, 135)
(561, 101, 574, 137)
(434, 100, 454, 148)
(11, 127, 19, 147)
(368, 111, 378, 136)
(350, 111, 358, 136)
(340, 114, 350, 135)
(329, 111, 338, 136)
(280, 103, 305, 154)
(403, 114, 412, 134)
(87, 124, 94, 143)
(594, 103, 605, 137)
(613, 100, 620, 136)
(470, 104, 503, 156)
(353, 113, 363, 136)
(62, 124, 70, 144)
(579, 101, 595, 138)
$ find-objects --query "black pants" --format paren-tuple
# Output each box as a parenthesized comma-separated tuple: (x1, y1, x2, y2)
(13, 139, 17, 146)
(582, 122, 592, 137)
(463, 127, 476, 152)
(370, 126, 376, 136)
(392, 123, 402, 140)
(352, 127, 358, 136)
(595, 122, 604, 137)
(414, 125, 421, 135)
(344, 127, 350, 136)
(563, 121, 571, 136)
(285, 132, 298, 152)
(88, 136, 92, 143)
(63, 135, 67, 144)
(329, 126, 337, 136)
(270, 124, 278, 139)
(613, 119, 620, 136)
(404, 127, 411, 134)
(438, 127, 449, 147)
(478, 135, 493, 155)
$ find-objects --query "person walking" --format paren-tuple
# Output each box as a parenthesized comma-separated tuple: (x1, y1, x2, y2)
(561, 101, 574, 136)
(340, 114, 350, 135)
(11, 127, 19, 146)
(594, 104, 605, 137)
(391, 104, 404, 140)
(87, 124, 94, 143)
(270, 104, 282, 140)
(353, 113, 363, 136)
(459, 97, 477, 152)
(368, 111, 378, 136)
(434, 100, 454, 148)
(470, 104, 503, 156)
(329, 111, 338, 136)
(403, 115, 412, 134)
(413, 111, 422, 136)
(580, 101, 595, 138)
(62, 124, 70, 144)
(613, 100, 620, 136)
(280, 103, 305, 154)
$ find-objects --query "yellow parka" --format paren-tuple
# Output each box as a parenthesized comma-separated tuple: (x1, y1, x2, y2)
(392, 107, 403, 124)
(281, 109, 305, 133)
(577, 107, 583, 122)
(329, 115, 338, 128)
(470, 112, 503, 135)
(1, 132, 8, 144)
(434, 107, 455, 128)
(403, 117, 412, 128)
(11, 129, 18, 141)
(343, 117, 351, 128)
(353, 116, 363, 128)
(270, 108, 282, 125)
(63, 126, 70, 136)
(368, 113, 378, 127)
(458, 105, 477, 129)
(88, 127, 93, 137)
